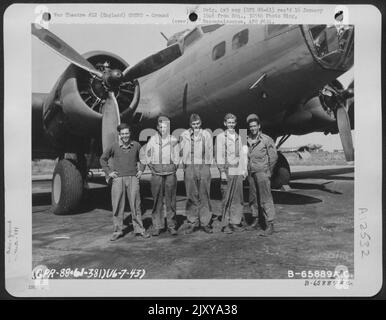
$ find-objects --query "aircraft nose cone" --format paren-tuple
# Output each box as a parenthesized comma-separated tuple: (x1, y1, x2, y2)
(111, 69, 123, 80)
(105, 69, 123, 88)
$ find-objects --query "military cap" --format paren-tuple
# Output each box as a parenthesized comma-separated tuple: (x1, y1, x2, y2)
(246, 114, 260, 124)
(157, 115, 170, 123)
(117, 123, 131, 132)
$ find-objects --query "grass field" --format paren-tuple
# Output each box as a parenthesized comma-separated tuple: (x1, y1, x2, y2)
(283, 150, 347, 166)
(32, 159, 57, 175)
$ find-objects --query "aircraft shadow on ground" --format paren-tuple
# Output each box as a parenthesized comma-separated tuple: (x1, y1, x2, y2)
(271, 190, 322, 205)
(32, 193, 51, 208)
(289, 182, 342, 195)
(33, 176, 323, 215)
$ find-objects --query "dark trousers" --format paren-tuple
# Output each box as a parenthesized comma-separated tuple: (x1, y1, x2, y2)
(184, 164, 212, 227)
(249, 171, 275, 223)
(221, 174, 244, 226)
(151, 173, 177, 230)
(111, 176, 145, 234)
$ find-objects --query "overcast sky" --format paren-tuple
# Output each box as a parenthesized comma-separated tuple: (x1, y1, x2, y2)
(32, 24, 354, 151)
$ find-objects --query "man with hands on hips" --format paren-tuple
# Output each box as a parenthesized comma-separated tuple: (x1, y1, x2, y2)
(100, 123, 150, 241)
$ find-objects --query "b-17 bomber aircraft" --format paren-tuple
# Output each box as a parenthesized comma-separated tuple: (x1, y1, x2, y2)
(32, 23, 354, 215)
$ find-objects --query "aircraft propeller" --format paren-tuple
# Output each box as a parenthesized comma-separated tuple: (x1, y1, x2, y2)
(32, 23, 134, 151)
(101, 92, 121, 151)
(32, 23, 178, 150)
(31, 23, 103, 79)
(321, 80, 354, 162)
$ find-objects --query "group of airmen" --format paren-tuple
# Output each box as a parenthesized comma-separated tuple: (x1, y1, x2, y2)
(100, 113, 278, 241)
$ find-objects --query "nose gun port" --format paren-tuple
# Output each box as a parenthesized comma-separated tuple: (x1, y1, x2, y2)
(303, 24, 354, 72)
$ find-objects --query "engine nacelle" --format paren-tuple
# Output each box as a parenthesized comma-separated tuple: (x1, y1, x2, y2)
(41, 51, 137, 152)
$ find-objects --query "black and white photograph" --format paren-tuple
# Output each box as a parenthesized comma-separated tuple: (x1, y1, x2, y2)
(3, 3, 382, 297)
(31, 21, 355, 276)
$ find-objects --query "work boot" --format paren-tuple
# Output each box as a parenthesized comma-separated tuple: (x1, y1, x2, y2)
(259, 222, 274, 237)
(184, 224, 197, 235)
(152, 228, 161, 237)
(246, 218, 259, 231)
(168, 227, 178, 236)
(137, 231, 150, 239)
(202, 226, 213, 234)
(110, 232, 123, 241)
(231, 224, 245, 232)
(223, 225, 233, 234)
(241, 217, 249, 228)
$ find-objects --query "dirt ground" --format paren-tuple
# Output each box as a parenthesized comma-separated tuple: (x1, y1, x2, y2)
(32, 165, 354, 279)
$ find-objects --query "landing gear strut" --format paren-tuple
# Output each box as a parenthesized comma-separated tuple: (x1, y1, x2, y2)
(51, 154, 86, 215)
(271, 152, 291, 189)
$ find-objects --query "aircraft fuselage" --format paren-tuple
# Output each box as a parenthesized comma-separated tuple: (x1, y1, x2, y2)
(32, 24, 353, 158)
(135, 24, 348, 134)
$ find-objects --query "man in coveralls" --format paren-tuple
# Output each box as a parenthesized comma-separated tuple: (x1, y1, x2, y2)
(179, 114, 214, 234)
(144, 116, 180, 236)
(100, 123, 150, 241)
(215, 113, 248, 234)
(246, 114, 278, 236)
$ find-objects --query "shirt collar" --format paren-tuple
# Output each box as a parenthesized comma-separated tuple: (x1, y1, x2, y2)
(190, 128, 203, 140)
(119, 137, 134, 149)
(155, 133, 172, 146)
(225, 130, 239, 141)
(247, 133, 261, 146)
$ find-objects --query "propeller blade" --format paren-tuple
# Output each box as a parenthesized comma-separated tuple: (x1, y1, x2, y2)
(346, 80, 354, 101)
(31, 23, 103, 78)
(122, 43, 182, 80)
(348, 80, 354, 90)
(336, 106, 354, 162)
(102, 92, 121, 151)
(122, 56, 160, 81)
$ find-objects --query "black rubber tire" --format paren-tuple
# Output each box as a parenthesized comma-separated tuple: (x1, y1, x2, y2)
(271, 152, 291, 189)
(51, 159, 84, 215)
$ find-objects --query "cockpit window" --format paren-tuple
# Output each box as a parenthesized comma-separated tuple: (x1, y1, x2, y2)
(184, 28, 201, 47)
(212, 41, 226, 60)
(166, 29, 190, 47)
(201, 24, 223, 33)
(232, 29, 249, 50)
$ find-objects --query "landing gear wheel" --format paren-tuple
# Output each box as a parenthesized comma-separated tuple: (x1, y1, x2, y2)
(271, 152, 291, 189)
(51, 159, 84, 215)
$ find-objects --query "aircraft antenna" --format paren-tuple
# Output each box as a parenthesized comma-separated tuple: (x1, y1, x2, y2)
(160, 32, 168, 42)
